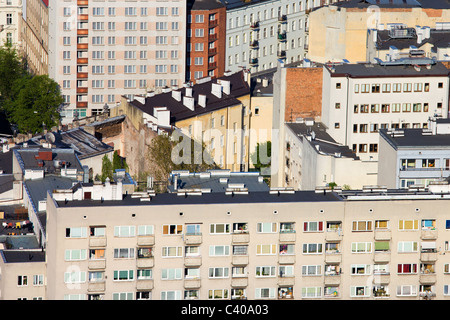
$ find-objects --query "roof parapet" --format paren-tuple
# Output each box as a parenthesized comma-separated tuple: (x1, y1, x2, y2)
(269, 187, 295, 195)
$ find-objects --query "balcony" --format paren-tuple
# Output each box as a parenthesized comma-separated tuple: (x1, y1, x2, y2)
(325, 252, 341, 264)
(277, 50, 286, 59)
(184, 279, 201, 289)
(250, 40, 259, 49)
(208, 62, 217, 71)
(136, 257, 154, 268)
(421, 251, 438, 262)
(231, 277, 248, 288)
(208, 33, 218, 41)
(137, 235, 155, 246)
(89, 237, 106, 247)
(373, 273, 390, 284)
(77, 0, 88, 5)
(421, 229, 438, 240)
(88, 259, 106, 270)
(77, 58, 88, 65)
(373, 251, 391, 263)
(420, 273, 437, 284)
(77, 29, 89, 36)
(277, 276, 295, 287)
(77, 102, 88, 108)
(184, 256, 202, 267)
(249, 58, 258, 66)
(250, 21, 259, 30)
(209, 19, 219, 28)
(324, 275, 341, 286)
(278, 254, 295, 265)
(325, 229, 343, 242)
(77, 72, 88, 79)
(279, 232, 296, 242)
(374, 229, 391, 241)
(304, 44, 309, 51)
(232, 232, 249, 244)
(77, 43, 88, 50)
(78, 14, 89, 21)
(277, 32, 287, 42)
(136, 279, 154, 291)
(232, 255, 249, 266)
(208, 48, 217, 56)
(278, 15, 287, 23)
(88, 281, 105, 292)
(184, 233, 202, 245)
(77, 87, 88, 94)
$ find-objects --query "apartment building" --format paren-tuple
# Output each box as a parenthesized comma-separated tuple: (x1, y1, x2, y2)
(0, 0, 22, 47)
(186, 0, 226, 82)
(378, 119, 450, 189)
(283, 120, 377, 190)
(112, 70, 254, 172)
(221, 0, 327, 74)
(307, 0, 450, 64)
(15, 180, 450, 300)
(48, 0, 187, 124)
(321, 58, 450, 162)
(21, 0, 49, 75)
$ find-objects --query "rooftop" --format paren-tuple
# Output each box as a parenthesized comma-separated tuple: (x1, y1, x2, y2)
(379, 128, 450, 149)
(129, 70, 250, 124)
(286, 121, 359, 159)
(374, 28, 450, 51)
(218, 0, 273, 10)
(14, 147, 84, 173)
(188, 0, 225, 10)
(333, 0, 444, 9)
(26, 128, 114, 160)
(326, 59, 450, 78)
(167, 170, 270, 193)
(0, 250, 45, 264)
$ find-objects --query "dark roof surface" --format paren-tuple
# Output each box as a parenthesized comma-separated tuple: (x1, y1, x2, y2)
(334, 0, 422, 8)
(188, 0, 225, 10)
(375, 29, 450, 51)
(14, 148, 84, 172)
(130, 71, 250, 124)
(379, 128, 450, 149)
(1, 250, 45, 263)
(218, 0, 273, 9)
(327, 61, 450, 78)
(286, 122, 359, 159)
(56, 190, 342, 208)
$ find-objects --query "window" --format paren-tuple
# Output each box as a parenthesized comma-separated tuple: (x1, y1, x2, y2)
(279, 244, 295, 255)
(351, 264, 371, 275)
(302, 243, 323, 254)
(185, 268, 200, 279)
(208, 268, 229, 279)
(209, 289, 228, 300)
(302, 287, 322, 298)
(422, 219, 436, 230)
(256, 244, 277, 255)
(33, 275, 44, 286)
(233, 245, 248, 256)
(161, 291, 181, 300)
(113, 248, 135, 259)
(303, 221, 323, 232)
(397, 264, 418, 274)
(137, 225, 154, 236)
(302, 265, 321, 276)
(162, 247, 182, 258)
(279, 266, 294, 277)
(210, 223, 230, 234)
(64, 271, 86, 284)
(18, 275, 28, 286)
(114, 226, 135, 237)
(257, 222, 277, 233)
(163, 224, 182, 235)
(66, 227, 87, 238)
(90, 226, 105, 237)
(374, 241, 390, 252)
(351, 242, 372, 253)
(371, 84, 380, 93)
(185, 246, 200, 257)
(350, 286, 370, 297)
(352, 221, 372, 232)
(398, 220, 419, 231)
(65, 249, 87, 261)
(209, 245, 230, 256)
(89, 249, 105, 260)
(161, 268, 182, 280)
(255, 288, 276, 299)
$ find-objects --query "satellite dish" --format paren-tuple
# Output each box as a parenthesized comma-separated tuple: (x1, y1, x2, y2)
(45, 132, 56, 144)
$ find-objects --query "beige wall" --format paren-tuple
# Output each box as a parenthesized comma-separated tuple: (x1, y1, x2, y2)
(308, 5, 450, 63)
(42, 189, 450, 300)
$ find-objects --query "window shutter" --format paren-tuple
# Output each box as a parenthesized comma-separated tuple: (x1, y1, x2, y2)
(163, 225, 169, 235)
(304, 222, 308, 231)
(318, 221, 323, 231)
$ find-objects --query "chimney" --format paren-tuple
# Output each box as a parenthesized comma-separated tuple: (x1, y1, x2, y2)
(262, 78, 268, 87)
(220, 80, 231, 95)
(211, 83, 222, 98)
(172, 90, 182, 102)
(185, 86, 193, 97)
(183, 96, 195, 111)
(198, 94, 207, 107)
(134, 95, 146, 104)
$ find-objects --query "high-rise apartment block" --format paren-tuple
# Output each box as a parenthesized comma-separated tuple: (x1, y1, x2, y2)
(48, 0, 187, 124)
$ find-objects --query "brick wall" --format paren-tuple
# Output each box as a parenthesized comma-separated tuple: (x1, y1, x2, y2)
(284, 67, 323, 122)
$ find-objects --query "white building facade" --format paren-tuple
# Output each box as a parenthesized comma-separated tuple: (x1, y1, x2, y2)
(321, 59, 450, 162)
(48, 0, 187, 124)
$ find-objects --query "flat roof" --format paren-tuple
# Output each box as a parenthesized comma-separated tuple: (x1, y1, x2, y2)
(379, 128, 450, 149)
(1, 250, 45, 263)
(334, 0, 423, 9)
(14, 148, 84, 173)
(188, 0, 225, 10)
(55, 190, 342, 208)
(374, 29, 450, 51)
(326, 60, 450, 78)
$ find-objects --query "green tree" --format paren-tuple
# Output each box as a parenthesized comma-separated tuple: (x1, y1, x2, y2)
(7, 75, 63, 134)
(101, 155, 114, 182)
(250, 141, 271, 174)
(0, 43, 26, 105)
(112, 150, 129, 172)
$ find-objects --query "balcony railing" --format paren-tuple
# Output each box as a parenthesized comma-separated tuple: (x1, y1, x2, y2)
(250, 40, 259, 49)
(278, 15, 287, 23)
(250, 21, 260, 30)
(249, 58, 258, 66)
(277, 50, 286, 58)
(277, 32, 287, 42)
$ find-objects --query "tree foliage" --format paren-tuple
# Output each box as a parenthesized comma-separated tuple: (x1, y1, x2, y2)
(250, 141, 272, 173)
(101, 155, 114, 183)
(0, 44, 63, 134)
(147, 133, 218, 181)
